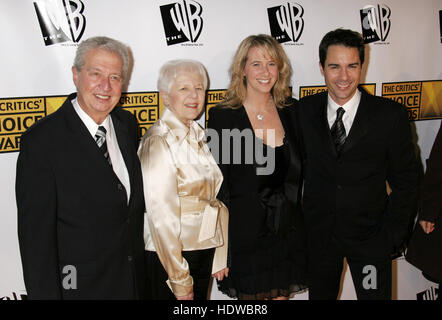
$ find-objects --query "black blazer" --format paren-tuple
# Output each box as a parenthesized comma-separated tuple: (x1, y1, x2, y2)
(208, 99, 304, 256)
(406, 121, 442, 282)
(16, 93, 145, 299)
(297, 89, 418, 260)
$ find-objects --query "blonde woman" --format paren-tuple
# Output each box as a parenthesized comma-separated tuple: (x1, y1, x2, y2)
(208, 34, 307, 300)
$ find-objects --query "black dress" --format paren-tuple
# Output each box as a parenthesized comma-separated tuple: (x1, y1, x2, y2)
(208, 100, 307, 299)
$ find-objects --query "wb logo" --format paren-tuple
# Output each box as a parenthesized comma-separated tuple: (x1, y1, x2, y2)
(417, 286, 439, 300)
(34, 0, 86, 46)
(160, 0, 203, 46)
(360, 4, 391, 44)
(267, 2, 304, 44)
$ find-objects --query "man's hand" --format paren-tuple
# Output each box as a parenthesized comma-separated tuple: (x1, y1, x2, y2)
(419, 220, 435, 234)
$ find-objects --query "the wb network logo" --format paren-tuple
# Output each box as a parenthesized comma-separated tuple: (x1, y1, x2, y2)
(160, 0, 203, 46)
(267, 2, 304, 44)
(417, 286, 439, 300)
(360, 4, 391, 44)
(1, 291, 27, 300)
(34, 0, 86, 46)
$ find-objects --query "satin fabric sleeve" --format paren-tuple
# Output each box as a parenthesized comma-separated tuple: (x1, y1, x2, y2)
(138, 134, 193, 297)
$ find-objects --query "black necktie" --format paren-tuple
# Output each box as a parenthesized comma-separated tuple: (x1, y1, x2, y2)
(330, 107, 346, 153)
(95, 126, 112, 166)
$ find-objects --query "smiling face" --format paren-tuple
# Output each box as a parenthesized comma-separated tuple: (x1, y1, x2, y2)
(72, 48, 123, 124)
(243, 46, 279, 96)
(161, 71, 205, 126)
(320, 44, 362, 106)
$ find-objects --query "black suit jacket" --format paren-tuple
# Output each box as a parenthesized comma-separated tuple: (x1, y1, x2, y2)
(406, 121, 442, 281)
(16, 93, 145, 299)
(208, 100, 304, 258)
(297, 89, 418, 261)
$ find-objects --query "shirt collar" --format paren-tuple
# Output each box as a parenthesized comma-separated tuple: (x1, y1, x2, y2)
(161, 107, 205, 145)
(327, 89, 361, 114)
(72, 97, 111, 137)
(328, 89, 361, 112)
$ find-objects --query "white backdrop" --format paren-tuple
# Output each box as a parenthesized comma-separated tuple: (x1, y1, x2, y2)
(0, 0, 441, 300)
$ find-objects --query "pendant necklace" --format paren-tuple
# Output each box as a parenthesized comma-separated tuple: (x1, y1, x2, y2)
(244, 97, 273, 122)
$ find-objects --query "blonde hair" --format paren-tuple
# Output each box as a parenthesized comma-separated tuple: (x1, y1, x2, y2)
(220, 34, 292, 109)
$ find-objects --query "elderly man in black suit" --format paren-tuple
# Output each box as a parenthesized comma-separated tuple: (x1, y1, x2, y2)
(16, 36, 145, 299)
(297, 29, 418, 300)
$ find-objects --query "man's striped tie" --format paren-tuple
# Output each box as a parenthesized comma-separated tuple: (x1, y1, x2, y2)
(330, 107, 346, 154)
(95, 126, 112, 166)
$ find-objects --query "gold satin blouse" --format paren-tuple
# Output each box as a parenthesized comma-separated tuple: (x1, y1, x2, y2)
(138, 107, 228, 297)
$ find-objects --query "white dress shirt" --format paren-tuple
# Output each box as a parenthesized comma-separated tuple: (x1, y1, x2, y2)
(327, 89, 361, 134)
(72, 98, 131, 203)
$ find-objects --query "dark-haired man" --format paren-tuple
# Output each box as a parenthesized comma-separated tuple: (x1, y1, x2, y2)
(298, 29, 418, 299)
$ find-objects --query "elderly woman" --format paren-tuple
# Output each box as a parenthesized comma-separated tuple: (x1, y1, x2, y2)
(138, 59, 228, 300)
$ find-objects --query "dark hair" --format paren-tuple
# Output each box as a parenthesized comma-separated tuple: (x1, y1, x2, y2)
(319, 29, 365, 67)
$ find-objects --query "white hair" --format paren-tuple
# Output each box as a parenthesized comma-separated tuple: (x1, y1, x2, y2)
(157, 59, 209, 93)
(73, 36, 131, 81)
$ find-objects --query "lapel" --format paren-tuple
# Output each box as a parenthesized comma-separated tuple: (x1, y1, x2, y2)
(111, 109, 135, 204)
(312, 90, 371, 157)
(312, 93, 337, 156)
(236, 105, 252, 130)
(278, 105, 302, 183)
(340, 91, 370, 155)
(62, 94, 133, 200)
(62, 94, 108, 162)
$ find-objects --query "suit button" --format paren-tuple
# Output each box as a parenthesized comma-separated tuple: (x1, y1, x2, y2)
(118, 184, 123, 190)
(337, 185, 342, 190)
(128, 256, 133, 262)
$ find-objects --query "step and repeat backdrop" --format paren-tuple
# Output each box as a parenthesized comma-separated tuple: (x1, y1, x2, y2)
(0, 0, 441, 300)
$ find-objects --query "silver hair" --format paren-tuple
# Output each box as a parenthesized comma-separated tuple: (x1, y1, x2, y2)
(73, 36, 130, 81)
(157, 59, 209, 93)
